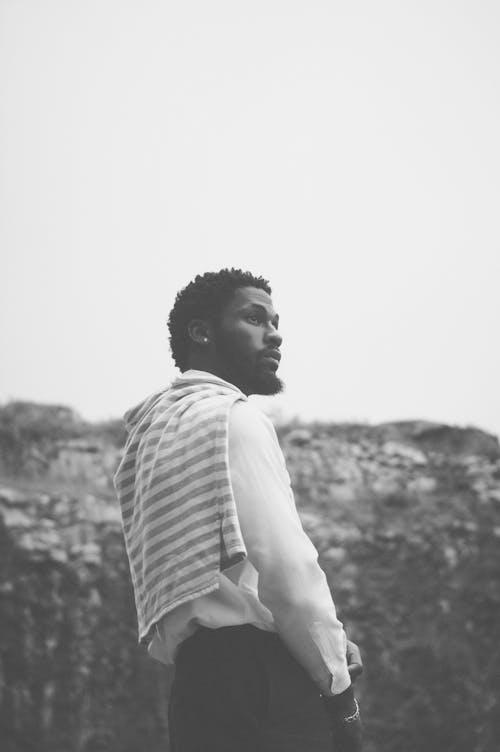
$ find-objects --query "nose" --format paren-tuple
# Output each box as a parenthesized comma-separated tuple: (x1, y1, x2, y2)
(265, 323, 282, 348)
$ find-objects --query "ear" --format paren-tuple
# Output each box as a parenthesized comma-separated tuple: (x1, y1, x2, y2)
(187, 319, 213, 345)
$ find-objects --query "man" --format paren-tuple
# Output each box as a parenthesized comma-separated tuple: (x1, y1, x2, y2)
(114, 268, 363, 752)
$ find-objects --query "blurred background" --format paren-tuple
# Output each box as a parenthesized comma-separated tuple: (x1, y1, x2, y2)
(1, 1, 499, 750)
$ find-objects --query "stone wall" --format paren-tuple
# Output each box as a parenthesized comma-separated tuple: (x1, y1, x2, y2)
(0, 404, 499, 752)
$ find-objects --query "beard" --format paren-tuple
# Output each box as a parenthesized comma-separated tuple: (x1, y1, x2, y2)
(214, 336, 284, 396)
(249, 366, 284, 396)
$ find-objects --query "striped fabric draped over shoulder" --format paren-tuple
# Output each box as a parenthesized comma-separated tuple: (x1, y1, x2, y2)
(113, 373, 248, 644)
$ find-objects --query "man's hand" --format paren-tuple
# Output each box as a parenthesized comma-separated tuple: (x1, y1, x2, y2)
(324, 639, 363, 752)
(346, 639, 363, 683)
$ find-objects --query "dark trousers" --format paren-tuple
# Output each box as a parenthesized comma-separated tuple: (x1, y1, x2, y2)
(168, 625, 333, 752)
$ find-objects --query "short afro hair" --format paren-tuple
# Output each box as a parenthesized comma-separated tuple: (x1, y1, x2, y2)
(167, 268, 272, 371)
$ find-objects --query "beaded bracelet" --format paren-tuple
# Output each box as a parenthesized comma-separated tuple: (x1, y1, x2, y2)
(343, 698, 360, 724)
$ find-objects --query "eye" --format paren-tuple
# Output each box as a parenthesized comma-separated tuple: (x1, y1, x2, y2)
(247, 313, 260, 324)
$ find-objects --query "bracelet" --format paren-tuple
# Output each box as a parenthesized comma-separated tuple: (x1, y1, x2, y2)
(343, 698, 360, 724)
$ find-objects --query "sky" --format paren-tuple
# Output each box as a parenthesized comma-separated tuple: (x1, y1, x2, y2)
(1, 0, 499, 437)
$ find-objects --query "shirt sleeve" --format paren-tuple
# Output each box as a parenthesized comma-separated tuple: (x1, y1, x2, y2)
(228, 401, 351, 696)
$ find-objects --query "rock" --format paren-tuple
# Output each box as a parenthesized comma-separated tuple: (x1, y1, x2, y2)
(0, 507, 33, 528)
(326, 484, 358, 504)
(372, 476, 402, 497)
(0, 487, 27, 505)
(328, 456, 364, 485)
(381, 441, 428, 466)
(407, 476, 438, 495)
(287, 429, 312, 446)
(321, 546, 346, 564)
(443, 545, 459, 568)
(472, 480, 500, 504)
(17, 528, 68, 562)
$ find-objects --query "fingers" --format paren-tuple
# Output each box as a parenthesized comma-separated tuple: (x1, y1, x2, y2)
(348, 661, 363, 682)
(346, 639, 363, 682)
(346, 639, 362, 666)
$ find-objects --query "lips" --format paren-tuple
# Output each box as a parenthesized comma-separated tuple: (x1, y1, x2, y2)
(261, 349, 281, 368)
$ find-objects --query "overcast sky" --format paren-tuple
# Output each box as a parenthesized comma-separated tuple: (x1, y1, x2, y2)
(1, 0, 499, 437)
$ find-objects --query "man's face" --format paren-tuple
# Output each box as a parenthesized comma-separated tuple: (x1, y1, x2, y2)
(213, 286, 283, 396)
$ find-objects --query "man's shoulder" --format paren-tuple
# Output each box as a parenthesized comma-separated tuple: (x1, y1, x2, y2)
(229, 400, 276, 444)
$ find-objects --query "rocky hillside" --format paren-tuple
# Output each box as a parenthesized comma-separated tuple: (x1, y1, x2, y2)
(0, 402, 499, 752)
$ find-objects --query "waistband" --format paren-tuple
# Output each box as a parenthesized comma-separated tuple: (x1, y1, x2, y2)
(176, 624, 279, 665)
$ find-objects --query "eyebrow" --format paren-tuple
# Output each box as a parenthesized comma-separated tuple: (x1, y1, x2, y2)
(242, 303, 280, 326)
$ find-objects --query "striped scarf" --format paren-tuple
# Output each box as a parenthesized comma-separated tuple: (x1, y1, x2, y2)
(114, 372, 248, 644)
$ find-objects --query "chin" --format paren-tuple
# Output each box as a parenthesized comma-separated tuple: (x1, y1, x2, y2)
(252, 373, 284, 396)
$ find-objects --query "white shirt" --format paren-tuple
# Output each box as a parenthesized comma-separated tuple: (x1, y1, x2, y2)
(149, 374, 351, 696)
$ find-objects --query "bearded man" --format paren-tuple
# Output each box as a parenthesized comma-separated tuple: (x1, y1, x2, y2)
(114, 268, 363, 752)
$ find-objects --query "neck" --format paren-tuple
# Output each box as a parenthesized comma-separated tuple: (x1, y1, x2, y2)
(186, 354, 219, 377)
(186, 357, 249, 394)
